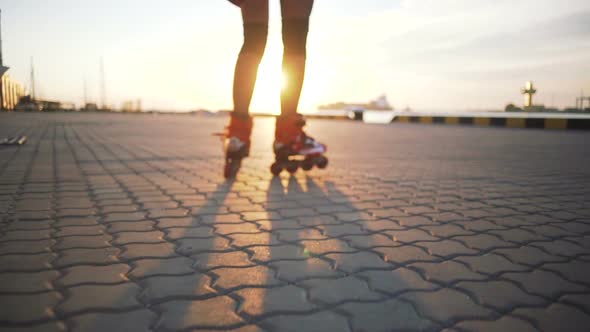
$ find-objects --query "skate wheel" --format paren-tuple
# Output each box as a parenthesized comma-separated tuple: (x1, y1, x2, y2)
(286, 160, 299, 174)
(316, 156, 328, 169)
(224, 159, 241, 179)
(270, 162, 283, 176)
(301, 158, 314, 171)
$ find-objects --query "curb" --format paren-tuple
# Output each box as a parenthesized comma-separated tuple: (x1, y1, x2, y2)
(394, 116, 590, 130)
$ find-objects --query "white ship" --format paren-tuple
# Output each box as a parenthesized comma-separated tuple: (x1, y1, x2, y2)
(317, 95, 395, 121)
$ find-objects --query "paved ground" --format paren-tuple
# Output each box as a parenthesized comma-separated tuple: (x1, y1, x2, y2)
(1, 112, 590, 332)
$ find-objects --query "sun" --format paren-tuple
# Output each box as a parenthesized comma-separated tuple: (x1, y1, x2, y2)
(249, 40, 332, 115)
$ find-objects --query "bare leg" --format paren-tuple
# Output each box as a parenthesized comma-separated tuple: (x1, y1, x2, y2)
(232, 0, 269, 117)
(280, 0, 314, 116)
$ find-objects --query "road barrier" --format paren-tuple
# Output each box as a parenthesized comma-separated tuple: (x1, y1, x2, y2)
(394, 115, 590, 130)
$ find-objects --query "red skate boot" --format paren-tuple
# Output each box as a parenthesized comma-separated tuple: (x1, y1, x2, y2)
(271, 114, 328, 175)
(221, 113, 253, 179)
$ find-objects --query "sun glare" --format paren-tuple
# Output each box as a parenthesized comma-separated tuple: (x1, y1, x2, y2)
(249, 40, 332, 115)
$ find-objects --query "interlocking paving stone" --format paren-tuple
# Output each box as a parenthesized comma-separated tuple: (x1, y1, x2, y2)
(53, 248, 120, 267)
(67, 309, 157, 332)
(234, 285, 317, 317)
(129, 256, 195, 278)
(140, 273, 214, 302)
(451, 234, 514, 251)
(0, 240, 55, 255)
(258, 311, 350, 332)
(455, 280, 547, 311)
(487, 228, 550, 244)
(120, 242, 177, 260)
(338, 298, 441, 332)
(400, 289, 496, 325)
(111, 230, 165, 245)
(273, 227, 325, 242)
(409, 260, 488, 285)
(0, 322, 67, 332)
(53, 235, 112, 250)
(372, 244, 440, 264)
(193, 251, 254, 271)
(55, 209, 96, 219)
(155, 296, 244, 330)
(54, 216, 99, 227)
(419, 224, 474, 238)
(452, 316, 538, 332)
(164, 225, 216, 240)
(302, 275, 384, 304)
(454, 253, 530, 276)
(560, 293, 590, 314)
(530, 239, 589, 259)
(271, 258, 343, 282)
(0, 253, 57, 272)
(512, 303, 590, 331)
(2, 219, 54, 231)
(456, 219, 506, 232)
(358, 267, 438, 295)
(324, 251, 393, 273)
(228, 232, 282, 248)
(54, 225, 105, 238)
(102, 212, 146, 223)
(106, 220, 155, 233)
(0, 229, 53, 241)
(176, 237, 232, 255)
(56, 264, 129, 286)
(540, 260, 590, 286)
(0, 292, 62, 323)
(2, 114, 590, 331)
(361, 219, 405, 232)
(249, 244, 308, 262)
(0, 271, 59, 293)
(56, 283, 142, 315)
(215, 222, 261, 235)
(492, 246, 569, 267)
(416, 240, 479, 259)
(501, 269, 589, 298)
(212, 265, 283, 290)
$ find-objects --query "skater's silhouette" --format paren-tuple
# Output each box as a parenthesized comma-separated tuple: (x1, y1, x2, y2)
(222, 0, 328, 178)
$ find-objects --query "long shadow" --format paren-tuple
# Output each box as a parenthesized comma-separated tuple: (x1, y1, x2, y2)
(250, 175, 426, 331)
(62, 124, 250, 331)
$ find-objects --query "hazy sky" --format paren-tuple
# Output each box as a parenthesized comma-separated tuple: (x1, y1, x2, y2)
(2, 0, 589, 112)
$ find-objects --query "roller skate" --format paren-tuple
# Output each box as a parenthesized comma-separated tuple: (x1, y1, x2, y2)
(271, 114, 328, 176)
(218, 113, 253, 179)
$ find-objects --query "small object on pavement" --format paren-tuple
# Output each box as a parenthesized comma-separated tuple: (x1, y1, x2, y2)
(0, 135, 28, 146)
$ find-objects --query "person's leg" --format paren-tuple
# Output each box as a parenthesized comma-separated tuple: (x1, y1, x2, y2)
(232, 0, 269, 117)
(224, 0, 269, 178)
(272, 0, 327, 175)
(280, 0, 314, 116)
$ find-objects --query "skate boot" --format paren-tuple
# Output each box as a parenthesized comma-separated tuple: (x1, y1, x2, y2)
(271, 113, 328, 176)
(222, 113, 253, 179)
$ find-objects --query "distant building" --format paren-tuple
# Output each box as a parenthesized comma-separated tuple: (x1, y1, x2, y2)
(121, 99, 142, 113)
(1, 74, 25, 111)
(14, 96, 66, 112)
(81, 103, 98, 112)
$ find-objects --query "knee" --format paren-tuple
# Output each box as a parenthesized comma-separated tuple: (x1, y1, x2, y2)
(282, 18, 309, 57)
(240, 22, 268, 60)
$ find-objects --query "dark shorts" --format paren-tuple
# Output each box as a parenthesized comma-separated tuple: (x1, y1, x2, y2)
(228, 0, 246, 6)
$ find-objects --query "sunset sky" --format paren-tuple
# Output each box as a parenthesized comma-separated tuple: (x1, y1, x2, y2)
(2, 0, 589, 113)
